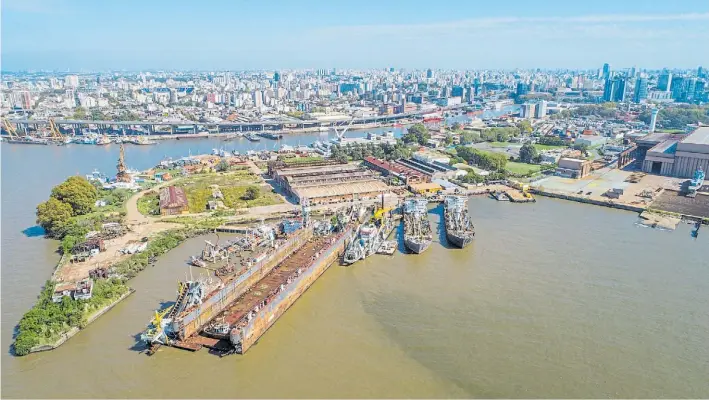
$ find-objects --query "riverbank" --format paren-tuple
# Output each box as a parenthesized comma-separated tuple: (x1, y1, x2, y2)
(27, 288, 135, 354)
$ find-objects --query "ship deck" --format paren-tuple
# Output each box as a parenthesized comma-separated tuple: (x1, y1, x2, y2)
(198, 235, 333, 332)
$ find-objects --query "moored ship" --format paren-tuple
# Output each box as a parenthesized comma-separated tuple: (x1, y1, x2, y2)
(444, 195, 475, 248)
(244, 133, 261, 142)
(403, 197, 432, 254)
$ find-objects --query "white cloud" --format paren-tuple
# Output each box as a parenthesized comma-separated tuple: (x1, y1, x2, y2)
(313, 12, 709, 37)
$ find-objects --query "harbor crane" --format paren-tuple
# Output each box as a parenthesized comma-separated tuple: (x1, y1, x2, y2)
(48, 118, 64, 141)
(2, 117, 20, 139)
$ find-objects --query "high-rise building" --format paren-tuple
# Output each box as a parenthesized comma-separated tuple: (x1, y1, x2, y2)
(516, 82, 530, 97)
(634, 77, 648, 103)
(649, 108, 659, 133)
(657, 71, 672, 92)
(252, 90, 263, 108)
(273, 71, 280, 82)
(695, 80, 707, 101)
(64, 75, 79, 88)
(604, 75, 627, 102)
(520, 103, 537, 119)
(473, 78, 481, 96)
(630, 66, 637, 77)
(451, 86, 464, 97)
(426, 69, 433, 79)
(698, 66, 704, 78)
(535, 100, 547, 118)
(671, 76, 685, 100)
(602, 63, 611, 80)
(14, 91, 32, 109)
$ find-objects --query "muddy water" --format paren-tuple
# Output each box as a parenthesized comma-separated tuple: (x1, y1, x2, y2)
(2, 140, 709, 398)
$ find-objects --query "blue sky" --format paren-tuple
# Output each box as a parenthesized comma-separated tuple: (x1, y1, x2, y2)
(2, 0, 708, 71)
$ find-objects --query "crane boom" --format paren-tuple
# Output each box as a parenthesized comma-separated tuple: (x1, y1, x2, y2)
(48, 118, 64, 139)
(2, 118, 19, 138)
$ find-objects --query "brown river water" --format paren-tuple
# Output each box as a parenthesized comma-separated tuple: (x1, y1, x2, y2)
(2, 139, 708, 398)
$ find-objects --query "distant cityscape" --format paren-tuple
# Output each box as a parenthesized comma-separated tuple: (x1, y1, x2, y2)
(1, 66, 707, 128)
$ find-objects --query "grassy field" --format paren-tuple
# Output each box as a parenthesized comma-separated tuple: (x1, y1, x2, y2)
(505, 161, 542, 175)
(534, 143, 567, 151)
(137, 192, 160, 216)
(176, 169, 281, 213)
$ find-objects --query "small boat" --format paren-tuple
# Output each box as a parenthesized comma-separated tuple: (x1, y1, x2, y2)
(95, 135, 112, 145)
(244, 133, 261, 142)
(189, 256, 207, 268)
(491, 191, 509, 201)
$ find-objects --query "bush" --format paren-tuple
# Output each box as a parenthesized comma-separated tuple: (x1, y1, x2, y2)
(242, 186, 260, 201)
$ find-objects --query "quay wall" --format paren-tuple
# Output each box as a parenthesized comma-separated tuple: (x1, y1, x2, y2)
(176, 229, 313, 340)
(236, 226, 354, 353)
(529, 189, 646, 213)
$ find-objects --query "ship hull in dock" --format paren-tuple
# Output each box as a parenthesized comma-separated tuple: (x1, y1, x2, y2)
(231, 227, 354, 354)
(446, 231, 474, 248)
(404, 237, 431, 254)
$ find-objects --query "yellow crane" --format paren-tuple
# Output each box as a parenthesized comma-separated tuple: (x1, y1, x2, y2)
(2, 117, 19, 139)
(48, 118, 64, 140)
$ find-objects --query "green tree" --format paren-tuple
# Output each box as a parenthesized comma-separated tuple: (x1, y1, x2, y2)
(242, 186, 260, 201)
(459, 131, 479, 145)
(451, 122, 463, 131)
(72, 107, 87, 120)
(50, 176, 98, 216)
(517, 120, 533, 134)
(36, 198, 74, 238)
(403, 123, 430, 145)
(519, 143, 539, 163)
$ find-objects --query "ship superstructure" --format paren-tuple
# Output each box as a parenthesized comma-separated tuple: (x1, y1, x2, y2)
(403, 197, 432, 254)
(444, 195, 475, 248)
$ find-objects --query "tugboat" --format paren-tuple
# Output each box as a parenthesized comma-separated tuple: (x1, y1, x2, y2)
(444, 195, 475, 248)
(342, 222, 381, 265)
(403, 197, 432, 254)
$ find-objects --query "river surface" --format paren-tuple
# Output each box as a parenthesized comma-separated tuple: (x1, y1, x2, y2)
(2, 131, 708, 398)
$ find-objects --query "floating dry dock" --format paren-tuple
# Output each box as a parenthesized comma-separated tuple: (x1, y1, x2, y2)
(142, 223, 354, 355)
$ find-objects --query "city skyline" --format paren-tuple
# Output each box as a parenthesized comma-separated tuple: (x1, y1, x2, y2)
(2, 0, 708, 71)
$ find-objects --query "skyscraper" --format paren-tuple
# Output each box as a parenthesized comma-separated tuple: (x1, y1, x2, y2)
(604, 75, 627, 102)
(602, 63, 611, 80)
(671, 76, 685, 100)
(630, 66, 636, 77)
(426, 69, 433, 79)
(252, 90, 263, 108)
(516, 82, 530, 97)
(535, 100, 547, 118)
(634, 77, 648, 103)
(657, 71, 672, 92)
(603, 78, 616, 102)
(273, 71, 280, 82)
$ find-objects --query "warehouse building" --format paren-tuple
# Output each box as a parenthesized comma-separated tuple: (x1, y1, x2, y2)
(271, 162, 390, 205)
(363, 156, 427, 184)
(642, 126, 709, 178)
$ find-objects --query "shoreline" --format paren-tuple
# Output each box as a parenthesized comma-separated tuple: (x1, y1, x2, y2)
(26, 288, 135, 354)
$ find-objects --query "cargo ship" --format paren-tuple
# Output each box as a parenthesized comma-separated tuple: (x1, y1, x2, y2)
(403, 197, 432, 254)
(443, 195, 475, 248)
(3, 136, 49, 145)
